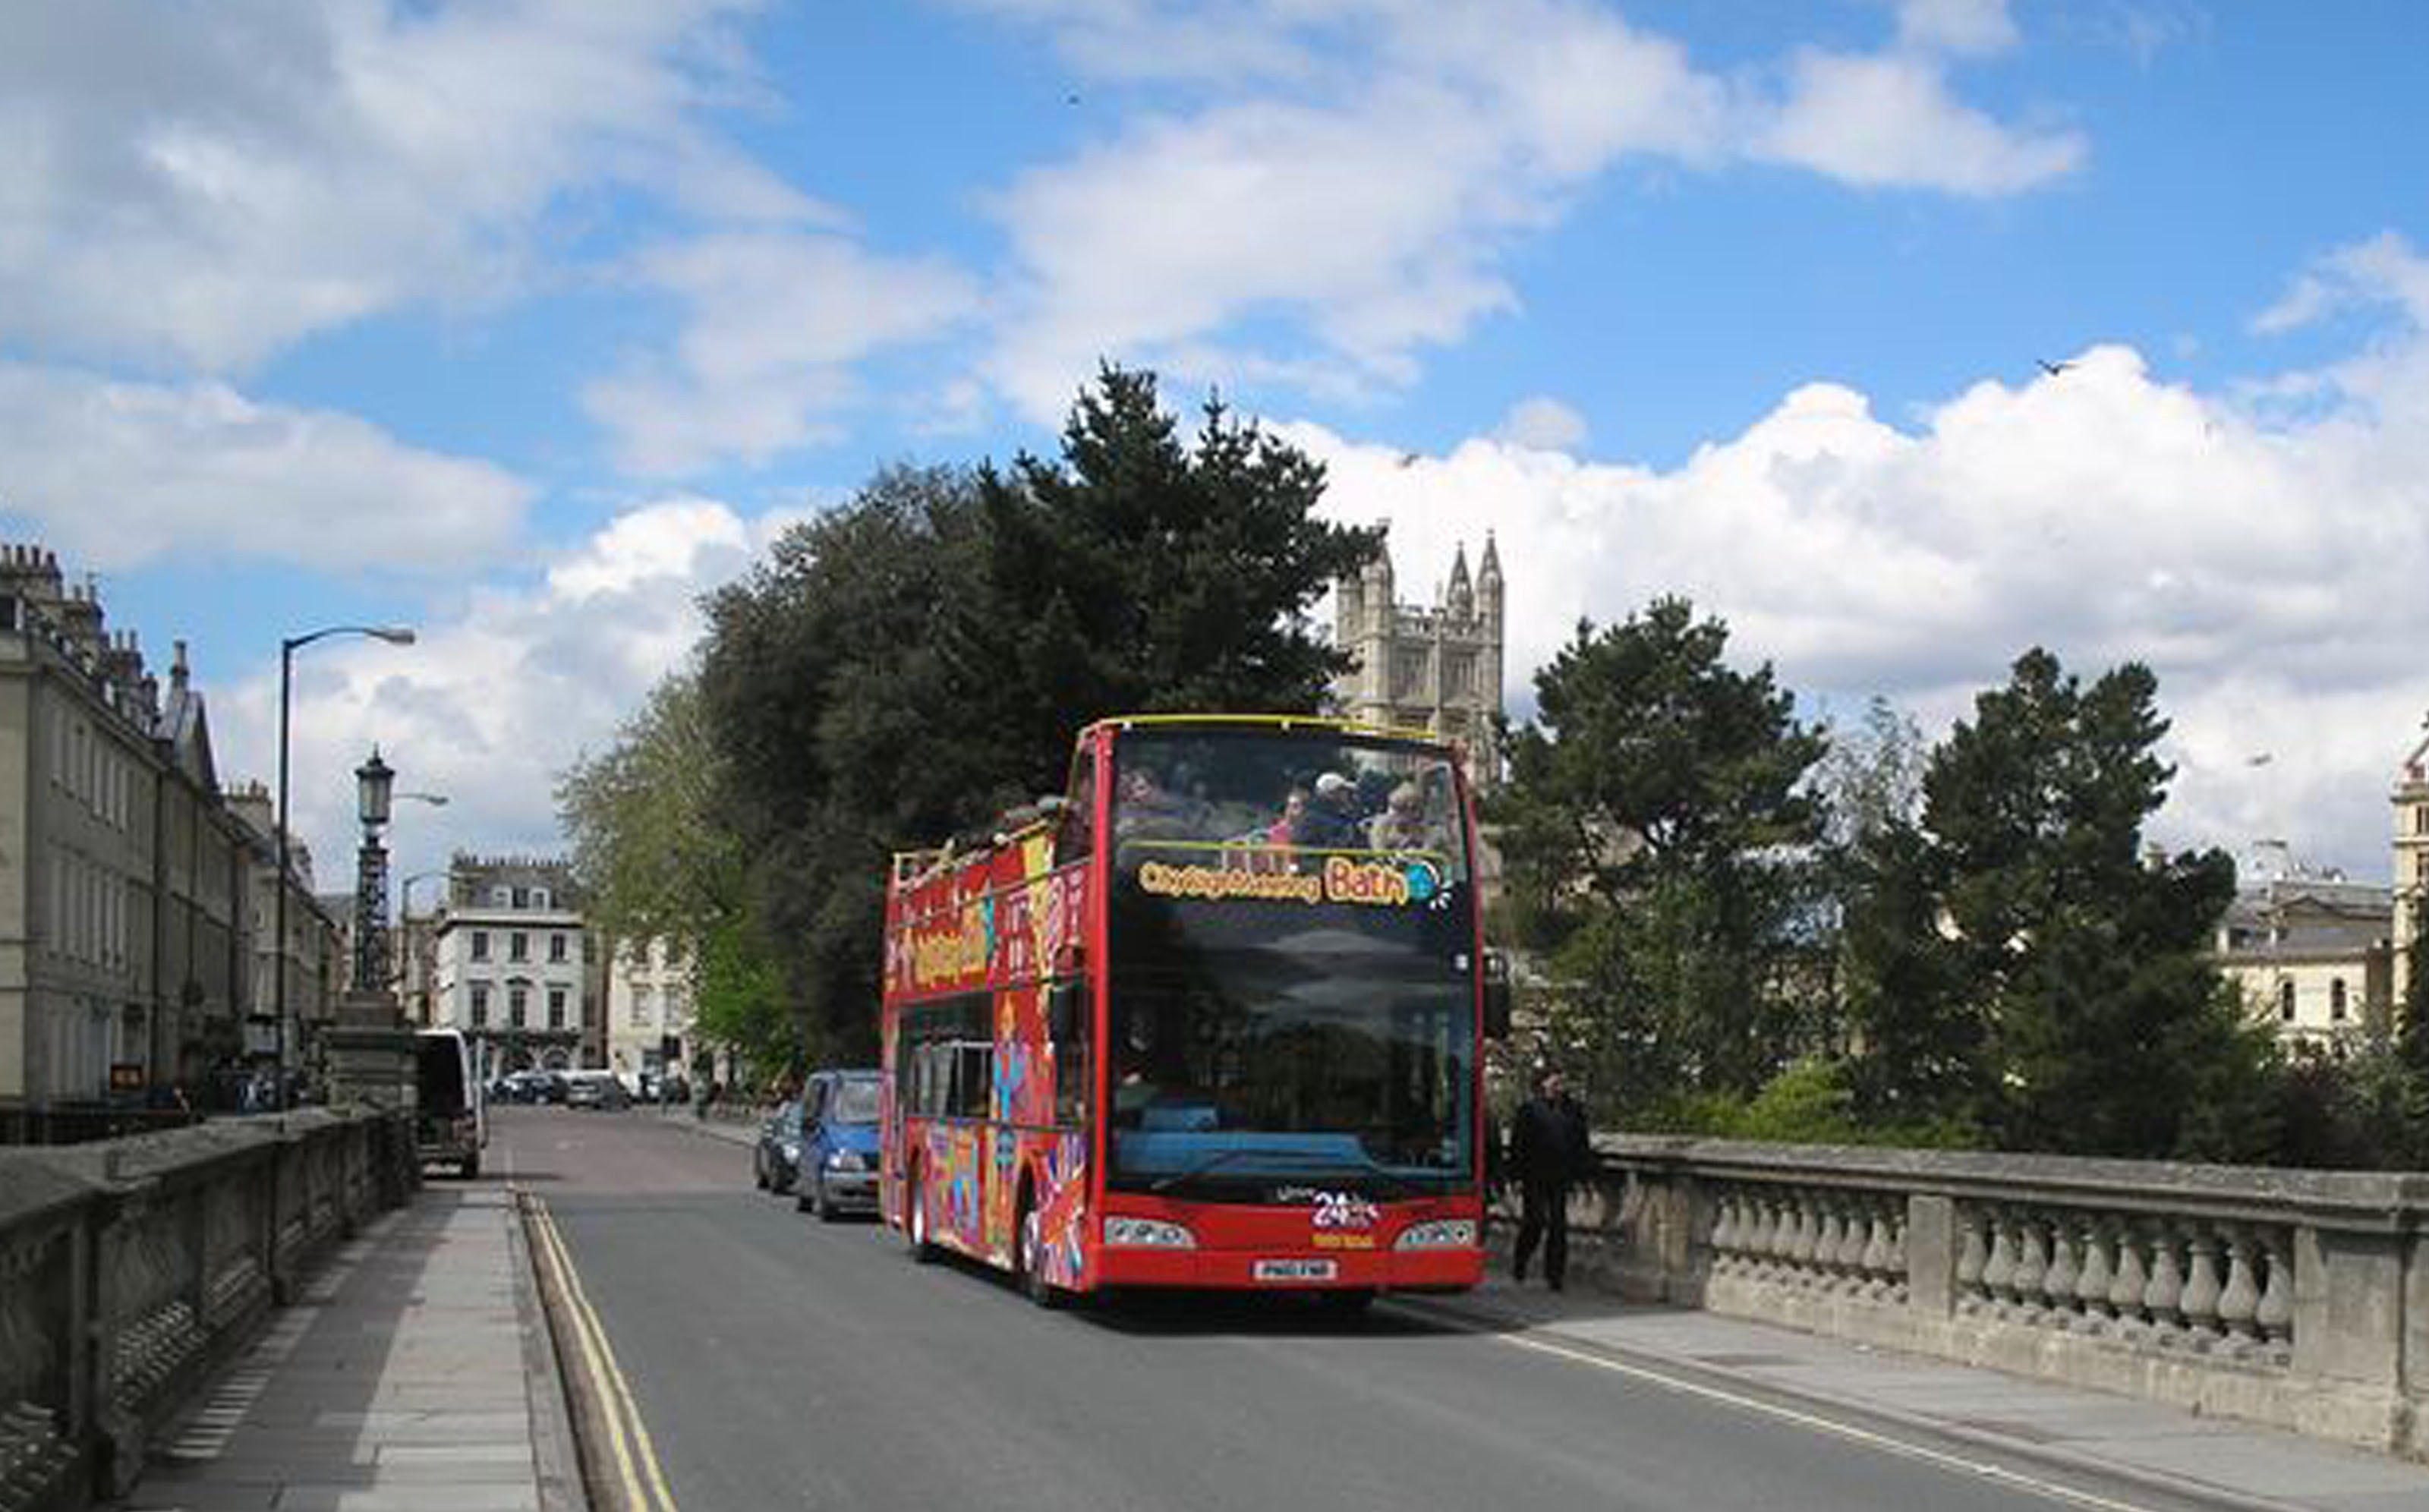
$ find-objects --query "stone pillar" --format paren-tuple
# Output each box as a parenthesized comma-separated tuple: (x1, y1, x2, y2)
(1906, 1194, 1958, 1317)
(321, 990, 417, 1117)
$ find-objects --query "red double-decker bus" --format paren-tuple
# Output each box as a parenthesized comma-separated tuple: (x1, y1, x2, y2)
(881, 714, 1503, 1309)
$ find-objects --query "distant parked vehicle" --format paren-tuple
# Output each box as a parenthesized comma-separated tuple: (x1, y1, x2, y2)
(754, 1099, 807, 1195)
(793, 1069, 883, 1221)
(565, 1069, 631, 1110)
(414, 1029, 485, 1179)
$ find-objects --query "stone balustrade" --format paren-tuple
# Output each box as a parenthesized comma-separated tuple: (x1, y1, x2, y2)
(1517, 1134, 2429, 1461)
(0, 1110, 417, 1512)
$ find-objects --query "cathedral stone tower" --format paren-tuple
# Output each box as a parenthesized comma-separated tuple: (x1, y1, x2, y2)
(1331, 535, 1506, 786)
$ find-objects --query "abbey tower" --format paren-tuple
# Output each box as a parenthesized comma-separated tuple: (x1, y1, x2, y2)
(1331, 537, 1506, 786)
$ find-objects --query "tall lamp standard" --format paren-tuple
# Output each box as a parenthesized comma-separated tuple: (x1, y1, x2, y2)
(273, 625, 414, 1113)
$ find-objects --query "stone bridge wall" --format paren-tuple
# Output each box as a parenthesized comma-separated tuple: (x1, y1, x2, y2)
(0, 1110, 419, 1512)
(1528, 1135, 2429, 1460)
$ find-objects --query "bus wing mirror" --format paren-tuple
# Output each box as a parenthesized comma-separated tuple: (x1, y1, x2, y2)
(1482, 950, 1513, 1038)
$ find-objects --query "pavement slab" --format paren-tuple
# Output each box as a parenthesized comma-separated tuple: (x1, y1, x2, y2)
(109, 1187, 565, 1512)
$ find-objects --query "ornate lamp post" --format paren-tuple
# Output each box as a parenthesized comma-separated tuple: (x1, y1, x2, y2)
(272, 624, 413, 1113)
(352, 749, 396, 996)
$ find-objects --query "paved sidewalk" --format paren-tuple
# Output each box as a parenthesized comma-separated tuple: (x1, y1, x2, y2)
(112, 1186, 580, 1512)
(1410, 1271, 2429, 1512)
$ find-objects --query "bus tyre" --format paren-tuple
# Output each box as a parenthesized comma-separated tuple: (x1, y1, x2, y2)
(1017, 1197, 1066, 1310)
(906, 1171, 937, 1264)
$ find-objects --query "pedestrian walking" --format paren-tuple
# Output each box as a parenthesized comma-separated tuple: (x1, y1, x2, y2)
(1507, 1064, 1591, 1291)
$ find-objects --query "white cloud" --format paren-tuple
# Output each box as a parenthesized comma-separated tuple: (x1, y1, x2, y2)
(581, 231, 980, 476)
(0, 0, 802, 373)
(212, 496, 803, 885)
(1287, 254, 2429, 879)
(980, 0, 2081, 421)
(0, 362, 530, 572)
(1754, 49, 2084, 196)
(1895, 0, 2019, 58)
(1495, 395, 1589, 452)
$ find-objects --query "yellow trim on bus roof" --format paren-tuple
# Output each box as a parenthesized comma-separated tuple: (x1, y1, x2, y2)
(1077, 712, 1454, 747)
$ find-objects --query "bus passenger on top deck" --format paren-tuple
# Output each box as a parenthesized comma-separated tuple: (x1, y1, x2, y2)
(1290, 771, 1364, 852)
(1367, 781, 1440, 854)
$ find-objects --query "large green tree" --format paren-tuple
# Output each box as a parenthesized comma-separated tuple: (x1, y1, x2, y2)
(1915, 649, 2265, 1158)
(1494, 599, 1827, 1111)
(692, 369, 1381, 1061)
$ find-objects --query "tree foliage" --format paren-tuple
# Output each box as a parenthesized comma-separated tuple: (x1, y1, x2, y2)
(688, 369, 1380, 1065)
(1495, 599, 1827, 1111)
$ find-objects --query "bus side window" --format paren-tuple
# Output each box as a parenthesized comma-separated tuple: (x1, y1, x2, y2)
(1048, 979, 1090, 1126)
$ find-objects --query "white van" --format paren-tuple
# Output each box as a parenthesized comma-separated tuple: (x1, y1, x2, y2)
(415, 1028, 487, 1177)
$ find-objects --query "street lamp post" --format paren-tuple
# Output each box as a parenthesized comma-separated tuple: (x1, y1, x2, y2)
(273, 625, 414, 1114)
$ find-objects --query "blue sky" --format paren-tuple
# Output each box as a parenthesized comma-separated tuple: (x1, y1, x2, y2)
(5, 0, 2427, 890)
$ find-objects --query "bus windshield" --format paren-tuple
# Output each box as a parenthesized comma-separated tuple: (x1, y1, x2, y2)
(1106, 726, 1478, 1199)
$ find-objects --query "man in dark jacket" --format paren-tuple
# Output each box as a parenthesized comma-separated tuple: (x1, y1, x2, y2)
(1506, 1065, 1591, 1290)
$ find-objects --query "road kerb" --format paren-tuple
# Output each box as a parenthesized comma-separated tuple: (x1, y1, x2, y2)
(517, 1187, 679, 1512)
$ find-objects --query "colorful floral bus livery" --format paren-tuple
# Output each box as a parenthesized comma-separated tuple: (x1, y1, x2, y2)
(882, 714, 1493, 1307)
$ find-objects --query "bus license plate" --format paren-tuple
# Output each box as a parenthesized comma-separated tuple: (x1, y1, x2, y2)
(1253, 1258, 1337, 1282)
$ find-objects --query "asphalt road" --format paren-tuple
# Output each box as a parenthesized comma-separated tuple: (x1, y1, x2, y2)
(491, 1107, 2232, 1512)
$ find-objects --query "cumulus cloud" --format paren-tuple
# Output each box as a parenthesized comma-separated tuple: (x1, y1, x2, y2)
(581, 231, 980, 476)
(1495, 395, 1589, 452)
(0, 362, 530, 572)
(1286, 259, 2429, 877)
(210, 496, 803, 884)
(0, 0, 802, 375)
(979, 0, 2083, 422)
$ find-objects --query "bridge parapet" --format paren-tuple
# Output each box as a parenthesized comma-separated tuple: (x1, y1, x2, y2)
(0, 1110, 417, 1512)
(1555, 1136, 2429, 1460)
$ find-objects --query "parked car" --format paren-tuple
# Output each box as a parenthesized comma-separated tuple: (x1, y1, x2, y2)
(414, 1028, 485, 1179)
(792, 1069, 883, 1221)
(499, 1068, 568, 1104)
(754, 1099, 806, 1194)
(565, 1069, 631, 1110)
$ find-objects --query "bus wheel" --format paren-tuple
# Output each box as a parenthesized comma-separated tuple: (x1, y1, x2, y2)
(1017, 1195, 1066, 1310)
(906, 1170, 937, 1264)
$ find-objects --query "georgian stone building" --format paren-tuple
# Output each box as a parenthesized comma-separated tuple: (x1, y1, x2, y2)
(1331, 537, 1506, 785)
(2396, 721, 2429, 1010)
(2214, 875, 2393, 1047)
(0, 544, 262, 1122)
(430, 855, 600, 1076)
(605, 937, 695, 1087)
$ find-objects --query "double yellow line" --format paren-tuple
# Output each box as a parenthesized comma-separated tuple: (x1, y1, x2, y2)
(525, 1193, 679, 1512)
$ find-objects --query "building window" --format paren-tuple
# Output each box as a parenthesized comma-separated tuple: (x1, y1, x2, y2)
(471, 930, 490, 962)
(534, 887, 552, 909)
(548, 987, 567, 1030)
(512, 885, 530, 909)
(492, 886, 512, 907)
(510, 931, 528, 962)
(470, 982, 490, 1028)
(549, 932, 568, 963)
(509, 984, 528, 1028)
(629, 988, 652, 1026)
(2331, 978, 2349, 1021)
(2278, 981, 2296, 1022)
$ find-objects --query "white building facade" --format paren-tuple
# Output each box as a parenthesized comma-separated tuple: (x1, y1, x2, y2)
(430, 857, 594, 1076)
(604, 937, 695, 1086)
(2214, 875, 2393, 1048)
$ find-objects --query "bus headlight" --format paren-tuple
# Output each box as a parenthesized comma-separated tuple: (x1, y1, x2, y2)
(1394, 1219, 1478, 1250)
(1104, 1217, 1196, 1249)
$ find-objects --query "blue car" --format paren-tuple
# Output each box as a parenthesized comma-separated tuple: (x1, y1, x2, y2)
(793, 1069, 884, 1221)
